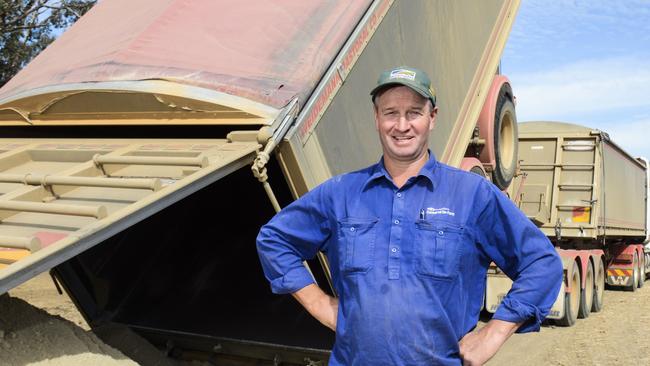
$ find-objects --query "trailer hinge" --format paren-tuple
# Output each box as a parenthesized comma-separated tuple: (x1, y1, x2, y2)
(554, 218, 562, 241)
(304, 358, 324, 366)
(251, 98, 299, 213)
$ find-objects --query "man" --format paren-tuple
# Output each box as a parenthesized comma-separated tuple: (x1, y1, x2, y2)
(257, 66, 563, 365)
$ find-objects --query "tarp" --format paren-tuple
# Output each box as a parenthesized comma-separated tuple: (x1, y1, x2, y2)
(0, 0, 371, 110)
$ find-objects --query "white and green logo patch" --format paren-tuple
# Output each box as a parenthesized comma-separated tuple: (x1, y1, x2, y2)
(389, 69, 416, 81)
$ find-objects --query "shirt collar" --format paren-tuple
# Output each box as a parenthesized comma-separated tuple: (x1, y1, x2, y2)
(363, 150, 438, 190)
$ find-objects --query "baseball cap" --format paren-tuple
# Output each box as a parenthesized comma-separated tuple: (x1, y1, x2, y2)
(370, 66, 436, 107)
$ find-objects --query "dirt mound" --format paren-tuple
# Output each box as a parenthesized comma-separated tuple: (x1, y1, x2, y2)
(0, 293, 137, 365)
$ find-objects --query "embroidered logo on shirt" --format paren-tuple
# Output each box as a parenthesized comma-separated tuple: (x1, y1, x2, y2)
(425, 207, 455, 217)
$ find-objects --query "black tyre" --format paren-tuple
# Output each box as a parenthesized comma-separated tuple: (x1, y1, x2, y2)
(556, 261, 580, 327)
(469, 165, 487, 178)
(578, 261, 593, 319)
(492, 85, 518, 190)
(591, 257, 605, 313)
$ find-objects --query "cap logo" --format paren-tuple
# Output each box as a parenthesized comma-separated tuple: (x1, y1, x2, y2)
(389, 69, 416, 81)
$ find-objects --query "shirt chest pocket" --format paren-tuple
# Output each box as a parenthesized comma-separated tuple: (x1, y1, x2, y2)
(415, 220, 464, 280)
(337, 218, 378, 273)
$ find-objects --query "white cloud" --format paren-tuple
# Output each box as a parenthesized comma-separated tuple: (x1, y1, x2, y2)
(511, 57, 650, 120)
(503, 1, 650, 160)
(512, 0, 650, 40)
(505, 1, 650, 65)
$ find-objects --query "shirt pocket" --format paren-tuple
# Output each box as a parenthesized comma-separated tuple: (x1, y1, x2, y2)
(414, 220, 464, 280)
(337, 217, 379, 273)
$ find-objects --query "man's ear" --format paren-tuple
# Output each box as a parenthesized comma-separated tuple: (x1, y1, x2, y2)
(374, 106, 380, 131)
(429, 106, 438, 131)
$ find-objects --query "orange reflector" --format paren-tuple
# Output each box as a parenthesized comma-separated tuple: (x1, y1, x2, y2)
(607, 269, 633, 277)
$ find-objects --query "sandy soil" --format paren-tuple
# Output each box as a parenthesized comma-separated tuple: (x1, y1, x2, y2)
(4, 272, 650, 365)
(2, 274, 208, 366)
(489, 284, 650, 365)
(0, 276, 137, 365)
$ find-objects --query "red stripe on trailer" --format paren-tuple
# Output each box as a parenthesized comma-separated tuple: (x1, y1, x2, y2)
(298, 0, 394, 142)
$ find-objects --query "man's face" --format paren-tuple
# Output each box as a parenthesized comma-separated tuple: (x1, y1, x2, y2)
(374, 86, 437, 164)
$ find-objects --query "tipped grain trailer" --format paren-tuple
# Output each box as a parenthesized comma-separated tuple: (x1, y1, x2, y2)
(0, 0, 520, 363)
(486, 121, 649, 327)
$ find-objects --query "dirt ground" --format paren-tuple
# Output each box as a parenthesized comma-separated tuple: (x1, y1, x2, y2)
(1, 273, 138, 366)
(3, 272, 650, 365)
(489, 284, 650, 366)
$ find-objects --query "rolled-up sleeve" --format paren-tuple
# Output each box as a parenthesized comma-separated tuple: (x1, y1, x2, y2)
(256, 180, 333, 294)
(474, 180, 563, 332)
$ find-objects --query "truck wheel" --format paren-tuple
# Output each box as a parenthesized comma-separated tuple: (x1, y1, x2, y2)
(591, 257, 605, 313)
(578, 261, 593, 319)
(470, 165, 487, 178)
(628, 253, 639, 292)
(491, 88, 518, 190)
(638, 252, 645, 288)
(556, 261, 580, 327)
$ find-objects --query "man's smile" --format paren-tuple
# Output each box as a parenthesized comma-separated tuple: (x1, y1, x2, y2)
(391, 135, 414, 142)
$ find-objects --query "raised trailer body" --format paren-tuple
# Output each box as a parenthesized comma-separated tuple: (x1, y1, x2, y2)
(0, 0, 520, 363)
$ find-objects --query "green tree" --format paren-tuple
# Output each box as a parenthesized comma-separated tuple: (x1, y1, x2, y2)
(0, 0, 96, 87)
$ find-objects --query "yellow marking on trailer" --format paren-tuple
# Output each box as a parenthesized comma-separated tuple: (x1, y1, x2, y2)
(571, 207, 591, 223)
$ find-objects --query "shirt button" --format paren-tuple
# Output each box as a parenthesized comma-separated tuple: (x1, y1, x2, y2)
(391, 247, 398, 253)
(396, 192, 402, 198)
(394, 219, 400, 225)
(438, 230, 444, 235)
(350, 227, 355, 232)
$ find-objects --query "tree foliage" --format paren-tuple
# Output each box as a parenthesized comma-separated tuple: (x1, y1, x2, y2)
(0, 0, 96, 87)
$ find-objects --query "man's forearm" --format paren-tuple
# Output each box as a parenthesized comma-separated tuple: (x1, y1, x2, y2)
(292, 283, 338, 331)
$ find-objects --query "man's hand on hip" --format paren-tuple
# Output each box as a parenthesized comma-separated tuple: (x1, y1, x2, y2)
(292, 284, 338, 331)
(458, 319, 521, 366)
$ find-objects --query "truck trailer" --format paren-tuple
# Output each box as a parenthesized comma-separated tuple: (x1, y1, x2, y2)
(486, 121, 650, 327)
(0, 0, 521, 364)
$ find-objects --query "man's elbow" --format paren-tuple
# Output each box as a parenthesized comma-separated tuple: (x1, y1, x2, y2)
(256, 223, 275, 254)
(256, 224, 279, 269)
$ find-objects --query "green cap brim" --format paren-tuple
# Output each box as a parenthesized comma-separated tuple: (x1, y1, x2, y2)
(370, 82, 436, 106)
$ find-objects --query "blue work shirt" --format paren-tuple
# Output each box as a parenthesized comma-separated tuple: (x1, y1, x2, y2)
(257, 154, 563, 365)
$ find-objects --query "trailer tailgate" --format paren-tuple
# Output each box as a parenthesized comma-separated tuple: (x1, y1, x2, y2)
(0, 138, 260, 294)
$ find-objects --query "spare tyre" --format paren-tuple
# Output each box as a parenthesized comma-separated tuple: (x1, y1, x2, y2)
(492, 85, 518, 190)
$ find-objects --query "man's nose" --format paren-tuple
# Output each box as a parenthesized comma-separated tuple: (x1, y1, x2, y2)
(395, 115, 410, 131)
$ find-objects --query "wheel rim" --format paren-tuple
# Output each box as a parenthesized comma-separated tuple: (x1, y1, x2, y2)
(584, 264, 594, 311)
(499, 110, 515, 171)
(640, 255, 645, 286)
(633, 254, 639, 287)
(595, 261, 604, 305)
(642, 263, 646, 281)
(570, 266, 581, 318)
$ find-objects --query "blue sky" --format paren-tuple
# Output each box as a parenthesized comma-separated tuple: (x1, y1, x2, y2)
(502, 0, 650, 160)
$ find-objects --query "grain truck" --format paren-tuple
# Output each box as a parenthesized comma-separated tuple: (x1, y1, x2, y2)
(0, 0, 521, 364)
(485, 121, 649, 327)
